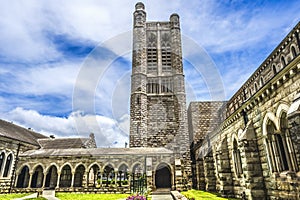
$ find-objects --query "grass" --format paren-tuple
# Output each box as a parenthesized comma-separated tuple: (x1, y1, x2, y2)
(56, 193, 129, 200)
(181, 190, 238, 200)
(0, 193, 33, 200)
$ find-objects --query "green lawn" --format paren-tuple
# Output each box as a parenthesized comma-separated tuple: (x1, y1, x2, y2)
(0, 193, 33, 200)
(181, 190, 237, 200)
(56, 193, 129, 200)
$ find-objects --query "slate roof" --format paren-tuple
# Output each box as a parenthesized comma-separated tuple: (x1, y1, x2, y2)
(37, 138, 90, 149)
(20, 147, 173, 157)
(0, 119, 47, 146)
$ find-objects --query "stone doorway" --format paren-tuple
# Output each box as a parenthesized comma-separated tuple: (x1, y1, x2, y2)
(155, 164, 171, 188)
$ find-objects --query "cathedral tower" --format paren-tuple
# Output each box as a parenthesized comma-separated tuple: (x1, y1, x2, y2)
(130, 2, 189, 156)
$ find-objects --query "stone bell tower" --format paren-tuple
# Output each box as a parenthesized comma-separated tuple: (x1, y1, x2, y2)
(129, 2, 190, 156)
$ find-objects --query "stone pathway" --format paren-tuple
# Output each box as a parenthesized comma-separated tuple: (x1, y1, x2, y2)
(13, 191, 60, 200)
(14, 193, 38, 200)
(151, 194, 174, 200)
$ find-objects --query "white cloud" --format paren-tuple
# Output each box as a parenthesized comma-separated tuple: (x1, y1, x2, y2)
(1, 107, 129, 148)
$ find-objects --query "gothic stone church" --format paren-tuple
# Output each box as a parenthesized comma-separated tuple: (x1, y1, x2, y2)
(0, 3, 300, 199)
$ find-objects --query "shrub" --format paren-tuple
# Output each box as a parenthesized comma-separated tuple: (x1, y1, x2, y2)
(126, 194, 146, 200)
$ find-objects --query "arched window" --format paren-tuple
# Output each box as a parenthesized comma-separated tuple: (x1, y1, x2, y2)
(281, 56, 286, 67)
(260, 77, 264, 87)
(132, 164, 143, 180)
(0, 152, 5, 176)
(272, 65, 277, 75)
(117, 164, 129, 186)
(88, 164, 99, 187)
(59, 165, 72, 187)
(74, 165, 85, 187)
(16, 166, 30, 188)
(3, 153, 12, 177)
(265, 113, 297, 173)
(291, 46, 297, 58)
(45, 165, 58, 188)
(233, 139, 243, 177)
(254, 82, 258, 92)
(279, 112, 298, 171)
(31, 165, 44, 188)
(103, 164, 115, 186)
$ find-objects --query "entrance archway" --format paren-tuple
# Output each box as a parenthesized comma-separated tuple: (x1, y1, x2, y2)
(155, 163, 171, 188)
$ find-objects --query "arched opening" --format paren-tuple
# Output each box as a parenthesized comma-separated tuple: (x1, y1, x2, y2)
(0, 152, 5, 176)
(45, 165, 58, 189)
(233, 139, 243, 177)
(254, 82, 258, 92)
(74, 165, 85, 187)
(103, 164, 115, 186)
(155, 163, 171, 189)
(31, 165, 44, 188)
(281, 56, 286, 67)
(260, 77, 264, 87)
(291, 46, 297, 58)
(279, 112, 298, 171)
(73, 165, 85, 187)
(118, 164, 129, 186)
(16, 166, 30, 188)
(3, 153, 13, 177)
(88, 164, 100, 187)
(59, 165, 72, 187)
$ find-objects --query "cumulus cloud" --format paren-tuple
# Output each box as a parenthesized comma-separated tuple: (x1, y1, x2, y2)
(1, 107, 129, 147)
(0, 0, 300, 143)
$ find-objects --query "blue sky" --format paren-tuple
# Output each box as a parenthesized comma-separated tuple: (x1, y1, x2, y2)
(0, 0, 299, 147)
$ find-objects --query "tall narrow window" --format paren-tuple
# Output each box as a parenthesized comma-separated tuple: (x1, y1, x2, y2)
(147, 32, 157, 73)
(260, 77, 264, 87)
(291, 46, 297, 58)
(281, 56, 286, 67)
(233, 139, 243, 177)
(0, 152, 4, 176)
(272, 65, 277, 75)
(161, 32, 172, 72)
(3, 153, 12, 177)
(254, 82, 258, 92)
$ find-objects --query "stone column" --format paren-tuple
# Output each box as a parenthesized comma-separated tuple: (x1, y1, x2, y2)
(196, 158, 205, 190)
(203, 151, 216, 192)
(56, 173, 61, 189)
(27, 172, 33, 188)
(99, 171, 103, 187)
(85, 171, 89, 188)
(71, 171, 75, 188)
(42, 172, 47, 188)
(240, 139, 266, 199)
(115, 170, 118, 187)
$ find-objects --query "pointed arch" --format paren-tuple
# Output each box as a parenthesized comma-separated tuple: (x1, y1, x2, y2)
(31, 165, 44, 188)
(0, 151, 5, 176)
(291, 45, 297, 58)
(45, 164, 58, 189)
(103, 164, 115, 186)
(74, 164, 85, 187)
(155, 162, 172, 189)
(117, 163, 129, 186)
(16, 165, 30, 188)
(59, 164, 72, 187)
(3, 152, 13, 177)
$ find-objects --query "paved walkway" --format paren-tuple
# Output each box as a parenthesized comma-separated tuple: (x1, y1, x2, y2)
(13, 192, 60, 200)
(151, 194, 174, 200)
(14, 193, 37, 200)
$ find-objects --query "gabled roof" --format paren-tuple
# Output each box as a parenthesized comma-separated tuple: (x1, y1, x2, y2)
(37, 137, 90, 149)
(0, 119, 47, 146)
(20, 147, 174, 157)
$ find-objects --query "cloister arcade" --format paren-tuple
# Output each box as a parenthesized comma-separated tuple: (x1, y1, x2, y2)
(15, 162, 146, 190)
